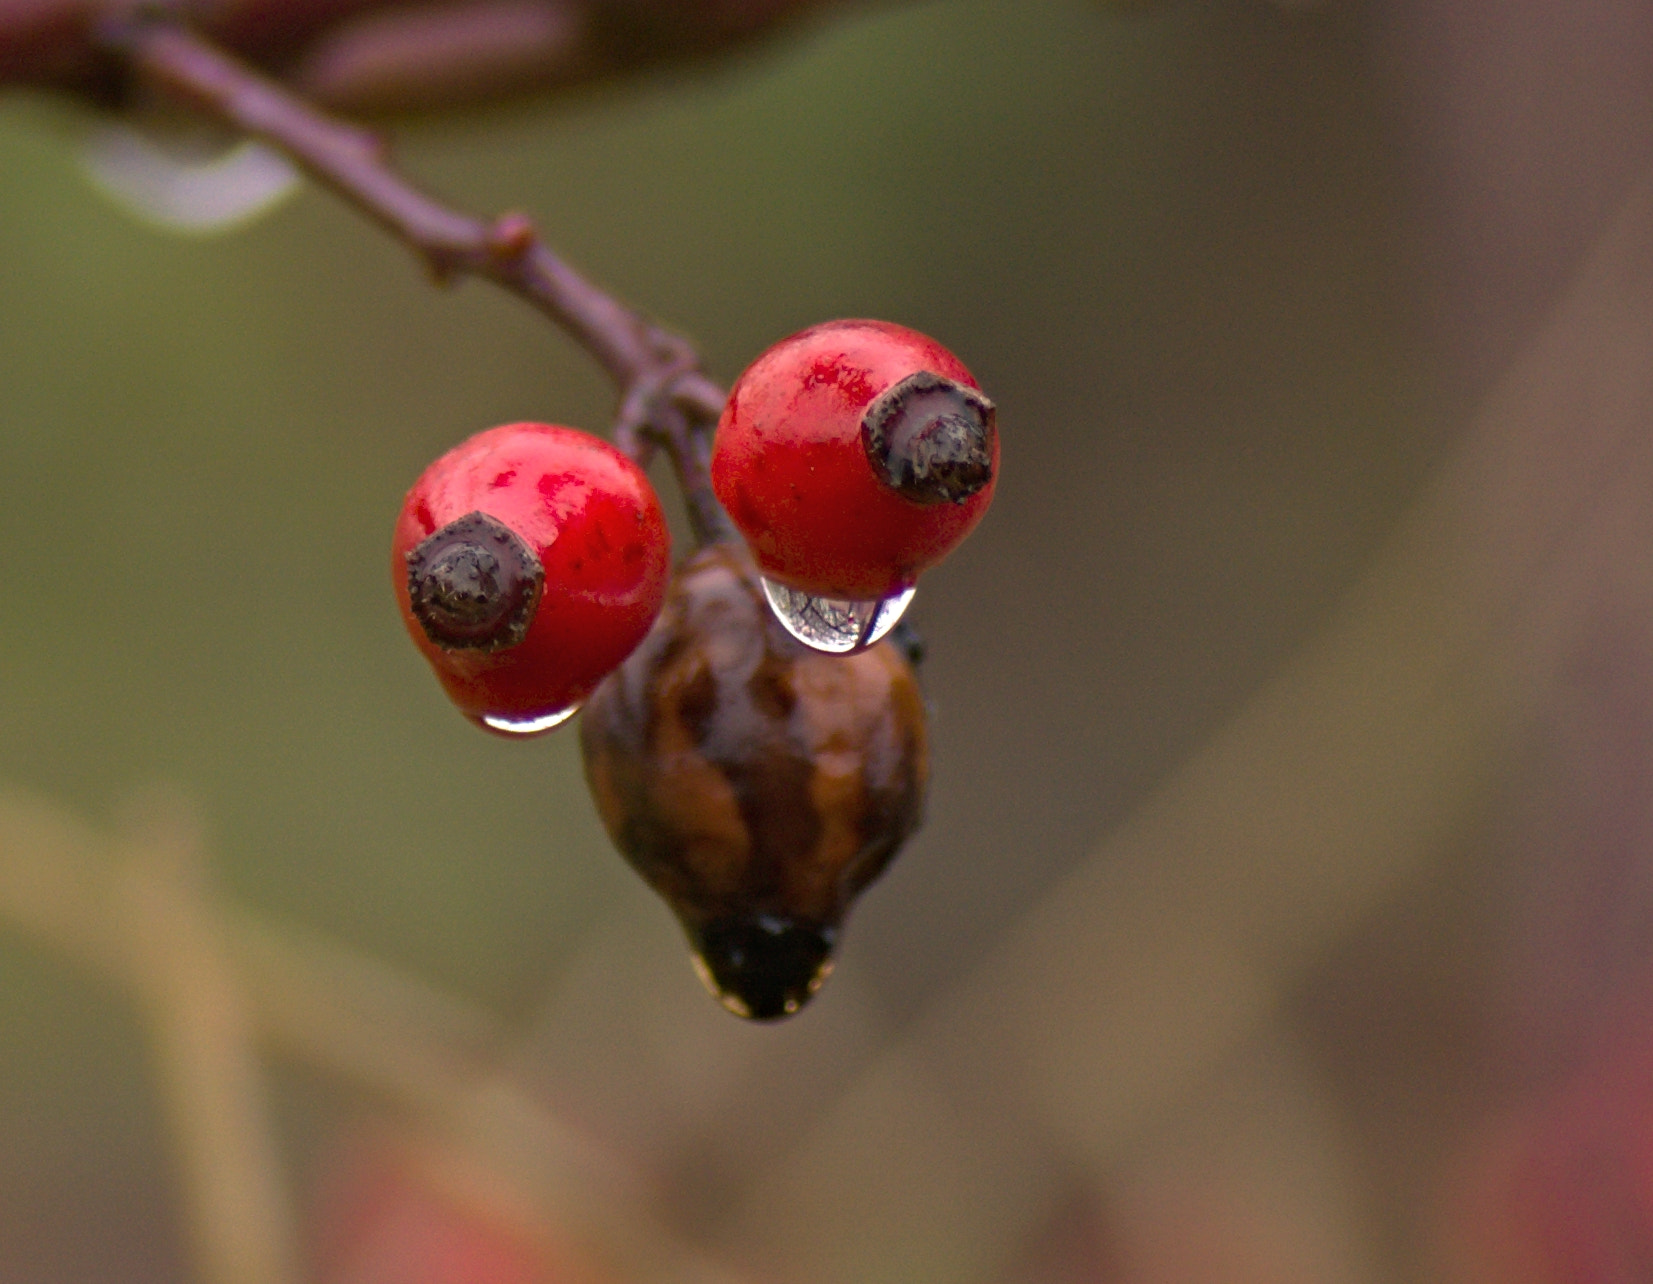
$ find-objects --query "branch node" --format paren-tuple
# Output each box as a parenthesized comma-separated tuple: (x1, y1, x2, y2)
(348, 126, 390, 163)
(672, 371, 730, 425)
(487, 211, 537, 259)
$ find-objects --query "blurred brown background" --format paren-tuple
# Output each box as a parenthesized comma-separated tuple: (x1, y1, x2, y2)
(3, 0, 1653, 1280)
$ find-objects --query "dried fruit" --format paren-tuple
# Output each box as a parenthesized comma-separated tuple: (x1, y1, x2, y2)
(579, 543, 928, 1019)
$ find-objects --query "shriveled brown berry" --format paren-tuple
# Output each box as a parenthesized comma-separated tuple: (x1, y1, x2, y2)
(579, 542, 928, 1020)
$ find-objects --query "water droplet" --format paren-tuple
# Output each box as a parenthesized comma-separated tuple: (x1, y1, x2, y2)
(479, 705, 579, 736)
(688, 915, 837, 1021)
(81, 124, 300, 235)
(760, 579, 916, 655)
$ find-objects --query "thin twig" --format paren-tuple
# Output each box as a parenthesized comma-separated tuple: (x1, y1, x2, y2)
(99, 14, 733, 544)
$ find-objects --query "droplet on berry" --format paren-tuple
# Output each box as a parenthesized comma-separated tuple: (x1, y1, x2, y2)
(759, 577, 915, 655)
(689, 915, 837, 1020)
(479, 705, 579, 736)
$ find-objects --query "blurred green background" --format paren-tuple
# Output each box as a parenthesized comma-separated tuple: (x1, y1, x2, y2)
(4, 0, 1634, 1278)
(0, 0, 1437, 1001)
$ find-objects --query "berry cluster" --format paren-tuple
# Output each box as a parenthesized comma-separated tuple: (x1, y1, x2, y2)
(393, 321, 995, 1017)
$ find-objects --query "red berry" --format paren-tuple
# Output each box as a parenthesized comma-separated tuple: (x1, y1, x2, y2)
(393, 423, 670, 736)
(711, 319, 998, 601)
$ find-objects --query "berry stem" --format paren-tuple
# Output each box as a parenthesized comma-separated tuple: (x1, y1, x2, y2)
(97, 14, 731, 544)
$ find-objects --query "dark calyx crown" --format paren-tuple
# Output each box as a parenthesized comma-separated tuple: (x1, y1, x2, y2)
(861, 370, 996, 505)
(406, 510, 543, 651)
(693, 914, 837, 1021)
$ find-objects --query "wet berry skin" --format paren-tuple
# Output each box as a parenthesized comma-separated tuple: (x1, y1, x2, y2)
(393, 423, 670, 735)
(711, 319, 998, 600)
(580, 542, 928, 1019)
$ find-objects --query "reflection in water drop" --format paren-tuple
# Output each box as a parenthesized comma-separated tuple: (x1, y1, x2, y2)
(691, 952, 753, 1019)
(688, 915, 838, 1020)
(690, 947, 835, 1021)
(480, 705, 579, 736)
(760, 579, 916, 655)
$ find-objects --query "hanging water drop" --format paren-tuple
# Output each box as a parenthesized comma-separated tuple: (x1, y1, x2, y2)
(478, 705, 579, 736)
(688, 916, 837, 1021)
(760, 578, 915, 654)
